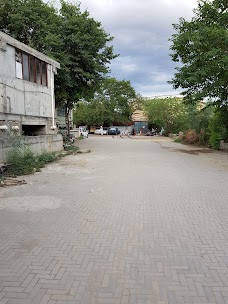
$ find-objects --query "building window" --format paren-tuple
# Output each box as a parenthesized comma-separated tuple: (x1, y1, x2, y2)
(36, 59, 41, 85)
(57, 106, 66, 117)
(15, 49, 48, 86)
(41, 62, 47, 86)
(22, 124, 46, 136)
(29, 56, 35, 83)
(22, 53, 29, 81)
(15, 50, 22, 79)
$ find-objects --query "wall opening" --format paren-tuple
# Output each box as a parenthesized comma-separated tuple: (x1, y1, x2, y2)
(22, 125, 46, 136)
(16, 49, 48, 86)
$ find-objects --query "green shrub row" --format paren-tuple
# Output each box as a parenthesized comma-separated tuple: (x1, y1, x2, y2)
(6, 147, 58, 176)
(175, 106, 228, 149)
(4, 133, 79, 177)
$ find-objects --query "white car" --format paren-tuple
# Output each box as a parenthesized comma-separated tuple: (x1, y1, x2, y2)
(94, 128, 108, 135)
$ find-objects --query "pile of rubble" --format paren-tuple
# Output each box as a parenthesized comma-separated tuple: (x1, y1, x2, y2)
(0, 163, 27, 187)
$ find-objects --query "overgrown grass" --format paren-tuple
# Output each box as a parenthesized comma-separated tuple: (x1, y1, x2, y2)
(6, 147, 81, 177)
(174, 137, 182, 143)
(6, 147, 59, 176)
(35, 151, 58, 168)
(7, 146, 34, 176)
(64, 145, 79, 153)
(4, 133, 80, 177)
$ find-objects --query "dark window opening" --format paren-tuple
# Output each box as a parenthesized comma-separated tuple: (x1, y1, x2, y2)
(57, 106, 66, 117)
(36, 59, 41, 85)
(22, 125, 46, 136)
(41, 62, 47, 86)
(15, 49, 48, 86)
(22, 53, 29, 81)
(29, 56, 35, 83)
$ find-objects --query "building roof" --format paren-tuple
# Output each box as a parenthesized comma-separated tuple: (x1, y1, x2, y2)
(132, 110, 148, 122)
(0, 31, 60, 71)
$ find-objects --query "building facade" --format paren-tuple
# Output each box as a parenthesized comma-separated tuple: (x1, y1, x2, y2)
(131, 110, 148, 135)
(0, 32, 63, 161)
(0, 31, 60, 136)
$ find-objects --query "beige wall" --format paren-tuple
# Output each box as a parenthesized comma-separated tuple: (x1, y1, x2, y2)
(131, 110, 148, 122)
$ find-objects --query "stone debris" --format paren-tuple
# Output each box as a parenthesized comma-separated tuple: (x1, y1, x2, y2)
(0, 177, 27, 187)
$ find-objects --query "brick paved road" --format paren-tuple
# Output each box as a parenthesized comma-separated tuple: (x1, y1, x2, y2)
(0, 136, 228, 304)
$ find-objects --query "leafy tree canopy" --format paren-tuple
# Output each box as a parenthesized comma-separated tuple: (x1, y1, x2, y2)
(0, 0, 118, 110)
(74, 77, 137, 126)
(169, 0, 228, 108)
(143, 98, 187, 134)
(0, 0, 60, 54)
(56, 1, 118, 107)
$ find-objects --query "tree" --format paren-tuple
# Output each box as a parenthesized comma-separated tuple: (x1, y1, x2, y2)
(169, 0, 228, 109)
(74, 77, 137, 126)
(143, 98, 187, 134)
(73, 100, 106, 127)
(184, 103, 213, 131)
(56, 1, 118, 132)
(0, 0, 118, 132)
(0, 0, 60, 53)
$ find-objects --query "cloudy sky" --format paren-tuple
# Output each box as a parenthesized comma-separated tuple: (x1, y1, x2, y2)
(54, 0, 198, 97)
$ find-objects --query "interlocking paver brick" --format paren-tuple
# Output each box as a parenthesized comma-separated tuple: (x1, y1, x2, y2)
(0, 136, 228, 303)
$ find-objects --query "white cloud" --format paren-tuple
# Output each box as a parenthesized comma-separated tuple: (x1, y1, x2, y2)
(50, 0, 198, 96)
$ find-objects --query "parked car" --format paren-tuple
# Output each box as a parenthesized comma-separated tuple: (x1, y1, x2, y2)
(103, 127, 109, 135)
(108, 127, 120, 135)
(94, 127, 108, 135)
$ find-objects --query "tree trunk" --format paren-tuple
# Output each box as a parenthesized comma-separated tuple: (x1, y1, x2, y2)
(65, 104, 70, 135)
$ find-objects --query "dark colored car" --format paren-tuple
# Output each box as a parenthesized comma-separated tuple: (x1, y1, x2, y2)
(108, 127, 120, 135)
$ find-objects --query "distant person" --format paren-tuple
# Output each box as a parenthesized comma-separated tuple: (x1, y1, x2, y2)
(100, 126, 103, 136)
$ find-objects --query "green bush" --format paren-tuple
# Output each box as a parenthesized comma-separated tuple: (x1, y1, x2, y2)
(7, 148, 59, 176)
(208, 112, 226, 149)
(7, 146, 36, 176)
(174, 137, 182, 143)
(64, 145, 79, 153)
(5, 132, 79, 177)
(36, 151, 58, 168)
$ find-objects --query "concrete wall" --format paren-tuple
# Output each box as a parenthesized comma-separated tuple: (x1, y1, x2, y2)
(0, 41, 57, 135)
(0, 134, 63, 162)
(111, 126, 133, 133)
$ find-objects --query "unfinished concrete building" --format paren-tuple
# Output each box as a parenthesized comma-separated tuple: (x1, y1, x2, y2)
(0, 31, 62, 160)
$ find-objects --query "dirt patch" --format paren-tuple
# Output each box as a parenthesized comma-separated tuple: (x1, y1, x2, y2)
(174, 148, 212, 155)
(160, 143, 213, 155)
(77, 149, 92, 154)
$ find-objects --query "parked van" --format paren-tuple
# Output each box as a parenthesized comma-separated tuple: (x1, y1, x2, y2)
(89, 126, 96, 133)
